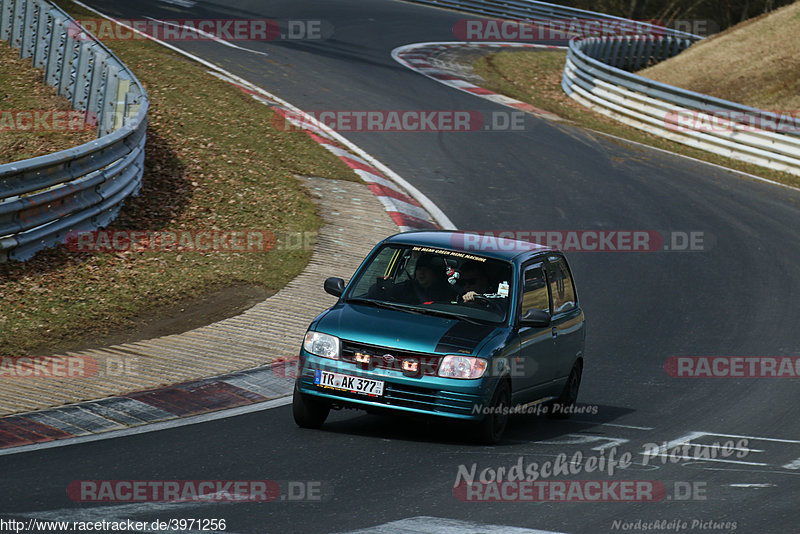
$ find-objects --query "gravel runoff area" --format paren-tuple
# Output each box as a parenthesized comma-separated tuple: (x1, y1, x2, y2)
(0, 177, 400, 416)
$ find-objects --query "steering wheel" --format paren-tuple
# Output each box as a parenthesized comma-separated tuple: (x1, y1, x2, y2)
(458, 292, 490, 304)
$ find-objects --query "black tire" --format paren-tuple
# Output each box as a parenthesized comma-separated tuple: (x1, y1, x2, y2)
(292, 386, 330, 429)
(475, 380, 511, 444)
(547, 363, 582, 419)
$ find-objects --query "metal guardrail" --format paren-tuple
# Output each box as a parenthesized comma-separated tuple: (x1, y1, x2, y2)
(406, 0, 800, 176)
(0, 0, 148, 262)
(404, 0, 700, 39)
(562, 36, 800, 176)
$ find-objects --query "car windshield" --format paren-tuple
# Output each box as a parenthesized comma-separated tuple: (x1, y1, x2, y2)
(345, 243, 513, 324)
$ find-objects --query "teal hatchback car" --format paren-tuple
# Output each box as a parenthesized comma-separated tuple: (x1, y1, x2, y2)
(293, 231, 585, 443)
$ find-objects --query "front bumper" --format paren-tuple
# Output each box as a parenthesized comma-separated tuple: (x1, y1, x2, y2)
(295, 351, 494, 421)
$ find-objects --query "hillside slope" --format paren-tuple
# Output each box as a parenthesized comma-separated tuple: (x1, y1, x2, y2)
(639, 1, 800, 110)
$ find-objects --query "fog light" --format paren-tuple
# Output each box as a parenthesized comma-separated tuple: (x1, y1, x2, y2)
(355, 352, 370, 364)
(402, 359, 419, 372)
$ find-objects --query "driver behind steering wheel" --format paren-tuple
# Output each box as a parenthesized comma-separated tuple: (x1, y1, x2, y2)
(459, 260, 493, 303)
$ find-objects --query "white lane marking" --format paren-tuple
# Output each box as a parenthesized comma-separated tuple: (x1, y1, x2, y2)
(143, 16, 270, 57)
(72, 0, 455, 230)
(337, 516, 567, 534)
(324, 145, 374, 167)
(0, 396, 292, 457)
(641, 430, 705, 459)
(645, 454, 767, 466)
(485, 93, 525, 105)
(639, 431, 800, 468)
(694, 432, 800, 445)
(571, 420, 654, 430)
(159, 0, 196, 7)
(590, 437, 629, 451)
(375, 195, 431, 222)
(439, 79, 474, 88)
(728, 483, 776, 488)
(639, 431, 763, 466)
(351, 169, 407, 194)
(782, 457, 800, 469)
(685, 464, 800, 476)
(533, 434, 629, 452)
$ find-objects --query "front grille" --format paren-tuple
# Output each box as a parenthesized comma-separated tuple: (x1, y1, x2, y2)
(341, 341, 441, 377)
(300, 369, 481, 416)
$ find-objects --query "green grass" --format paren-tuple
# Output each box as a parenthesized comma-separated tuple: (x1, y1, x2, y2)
(472, 49, 800, 189)
(640, 2, 800, 110)
(0, 42, 96, 161)
(0, 1, 356, 355)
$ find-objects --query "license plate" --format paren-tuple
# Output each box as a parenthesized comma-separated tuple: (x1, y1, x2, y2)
(314, 370, 384, 396)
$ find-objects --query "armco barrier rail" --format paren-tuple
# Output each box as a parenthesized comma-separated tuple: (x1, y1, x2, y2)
(404, 0, 699, 39)
(562, 35, 800, 176)
(0, 0, 148, 262)
(406, 0, 800, 177)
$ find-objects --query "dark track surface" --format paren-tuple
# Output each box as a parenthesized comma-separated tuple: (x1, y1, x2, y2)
(3, 0, 798, 532)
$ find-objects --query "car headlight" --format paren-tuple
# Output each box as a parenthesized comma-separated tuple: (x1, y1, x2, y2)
(438, 355, 488, 379)
(303, 331, 340, 360)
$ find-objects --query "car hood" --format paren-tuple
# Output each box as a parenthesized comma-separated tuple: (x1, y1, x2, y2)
(314, 302, 501, 355)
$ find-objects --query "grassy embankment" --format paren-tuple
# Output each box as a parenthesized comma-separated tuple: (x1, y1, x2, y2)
(470, 2, 800, 188)
(0, 1, 355, 355)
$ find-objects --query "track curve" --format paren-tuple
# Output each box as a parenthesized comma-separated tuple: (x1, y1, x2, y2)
(2, 0, 798, 532)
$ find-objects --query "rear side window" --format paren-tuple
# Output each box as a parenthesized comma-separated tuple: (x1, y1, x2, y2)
(547, 256, 576, 314)
(521, 263, 549, 316)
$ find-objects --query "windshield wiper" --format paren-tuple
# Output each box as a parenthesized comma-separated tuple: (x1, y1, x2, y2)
(346, 298, 427, 315)
(433, 311, 493, 325)
(347, 298, 495, 325)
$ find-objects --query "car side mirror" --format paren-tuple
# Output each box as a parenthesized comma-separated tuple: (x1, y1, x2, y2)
(324, 277, 345, 297)
(520, 308, 551, 327)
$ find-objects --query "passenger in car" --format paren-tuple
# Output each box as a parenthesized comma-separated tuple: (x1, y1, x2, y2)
(370, 253, 457, 304)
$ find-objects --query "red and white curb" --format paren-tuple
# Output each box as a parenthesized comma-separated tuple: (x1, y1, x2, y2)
(0, 359, 298, 454)
(73, 0, 455, 234)
(208, 72, 442, 231)
(392, 41, 565, 121)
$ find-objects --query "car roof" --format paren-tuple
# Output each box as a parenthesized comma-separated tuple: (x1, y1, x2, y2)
(382, 230, 555, 262)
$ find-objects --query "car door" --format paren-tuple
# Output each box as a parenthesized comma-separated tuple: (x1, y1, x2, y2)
(546, 254, 585, 385)
(512, 260, 558, 401)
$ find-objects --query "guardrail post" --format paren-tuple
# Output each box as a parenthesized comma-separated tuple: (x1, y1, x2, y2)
(100, 63, 119, 136)
(10, 0, 23, 49)
(44, 14, 63, 85)
(32, 0, 48, 67)
(20, 0, 34, 57)
(73, 39, 92, 110)
(57, 29, 76, 101)
(87, 49, 107, 122)
(0, 0, 13, 41)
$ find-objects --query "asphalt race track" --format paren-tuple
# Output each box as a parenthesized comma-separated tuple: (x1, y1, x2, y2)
(2, 0, 799, 532)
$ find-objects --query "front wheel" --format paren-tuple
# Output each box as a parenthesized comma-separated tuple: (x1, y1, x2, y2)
(547, 363, 582, 419)
(292, 386, 330, 429)
(475, 380, 511, 444)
